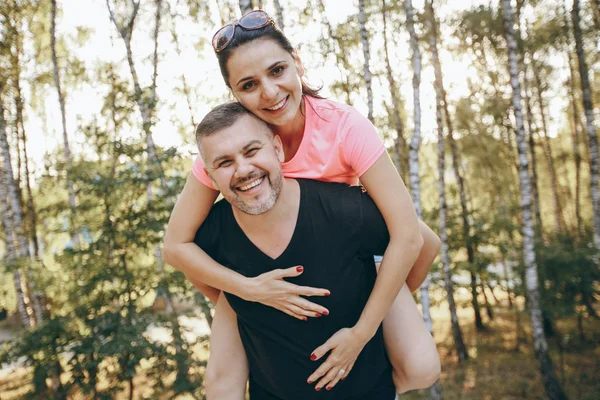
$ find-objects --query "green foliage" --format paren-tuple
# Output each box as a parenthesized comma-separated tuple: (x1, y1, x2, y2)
(537, 233, 599, 320)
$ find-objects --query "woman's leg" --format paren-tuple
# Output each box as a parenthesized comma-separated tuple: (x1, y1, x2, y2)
(205, 293, 249, 400)
(379, 279, 441, 393)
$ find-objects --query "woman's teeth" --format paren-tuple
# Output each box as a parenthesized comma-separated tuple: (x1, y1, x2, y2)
(266, 97, 286, 111)
(239, 177, 264, 191)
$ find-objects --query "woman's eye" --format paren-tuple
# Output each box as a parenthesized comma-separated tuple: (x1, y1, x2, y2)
(246, 148, 259, 156)
(272, 66, 284, 75)
(242, 81, 255, 91)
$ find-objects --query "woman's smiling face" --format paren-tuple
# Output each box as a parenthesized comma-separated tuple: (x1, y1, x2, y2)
(226, 38, 305, 129)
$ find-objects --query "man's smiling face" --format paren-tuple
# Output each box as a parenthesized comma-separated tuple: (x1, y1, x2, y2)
(201, 114, 285, 215)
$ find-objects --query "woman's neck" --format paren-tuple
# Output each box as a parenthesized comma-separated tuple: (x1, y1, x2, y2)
(270, 97, 307, 162)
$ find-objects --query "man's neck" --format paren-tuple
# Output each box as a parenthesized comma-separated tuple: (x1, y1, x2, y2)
(232, 178, 300, 235)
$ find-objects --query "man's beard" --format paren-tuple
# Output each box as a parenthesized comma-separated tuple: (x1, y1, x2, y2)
(230, 169, 283, 215)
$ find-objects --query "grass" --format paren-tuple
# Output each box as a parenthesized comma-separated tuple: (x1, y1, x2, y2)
(403, 301, 600, 400)
(1, 296, 599, 399)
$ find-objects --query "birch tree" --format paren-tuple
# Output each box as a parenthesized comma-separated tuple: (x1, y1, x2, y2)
(560, 1, 584, 240)
(0, 97, 31, 329)
(106, 0, 192, 384)
(0, 81, 44, 326)
(427, 0, 468, 362)
(502, 1, 568, 398)
(515, 1, 545, 238)
(273, 0, 284, 30)
(572, 0, 599, 251)
(530, 52, 566, 233)
(317, 0, 355, 105)
(381, 0, 407, 179)
(406, 0, 442, 397)
(7, 1, 40, 260)
(358, 0, 374, 122)
(50, 0, 80, 248)
(239, 0, 252, 15)
(518, 41, 544, 236)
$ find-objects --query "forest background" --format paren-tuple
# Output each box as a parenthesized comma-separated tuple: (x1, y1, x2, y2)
(0, 0, 598, 399)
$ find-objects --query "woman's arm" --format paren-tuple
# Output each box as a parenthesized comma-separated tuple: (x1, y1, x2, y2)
(406, 221, 441, 292)
(307, 153, 423, 389)
(164, 174, 249, 298)
(353, 152, 423, 339)
(163, 174, 331, 319)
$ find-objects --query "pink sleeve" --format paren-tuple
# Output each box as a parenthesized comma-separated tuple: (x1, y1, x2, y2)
(191, 154, 216, 189)
(340, 108, 386, 177)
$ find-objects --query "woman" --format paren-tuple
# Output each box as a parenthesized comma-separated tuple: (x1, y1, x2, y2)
(164, 10, 441, 397)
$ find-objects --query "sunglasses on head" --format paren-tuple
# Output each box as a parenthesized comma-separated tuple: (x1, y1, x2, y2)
(212, 10, 274, 53)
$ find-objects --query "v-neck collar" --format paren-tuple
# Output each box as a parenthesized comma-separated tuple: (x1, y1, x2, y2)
(230, 180, 304, 263)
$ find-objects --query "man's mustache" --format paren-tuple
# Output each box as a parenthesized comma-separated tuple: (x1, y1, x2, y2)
(231, 172, 266, 190)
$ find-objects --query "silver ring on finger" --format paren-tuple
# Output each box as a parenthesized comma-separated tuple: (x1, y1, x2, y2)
(338, 369, 346, 376)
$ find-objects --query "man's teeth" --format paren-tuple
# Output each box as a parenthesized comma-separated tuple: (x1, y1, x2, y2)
(239, 177, 264, 191)
(266, 98, 286, 111)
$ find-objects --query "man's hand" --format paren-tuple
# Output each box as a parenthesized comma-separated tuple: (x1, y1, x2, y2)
(307, 327, 370, 391)
(243, 266, 331, 320)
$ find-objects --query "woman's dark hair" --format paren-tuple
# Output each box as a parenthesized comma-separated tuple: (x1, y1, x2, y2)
(215, 20, 322, 99)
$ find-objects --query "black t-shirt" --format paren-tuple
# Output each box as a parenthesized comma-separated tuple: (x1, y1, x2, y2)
(195, 179, 395, 400)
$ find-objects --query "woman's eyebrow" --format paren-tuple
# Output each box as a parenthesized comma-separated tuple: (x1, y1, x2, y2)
(235, 61, 286, 86)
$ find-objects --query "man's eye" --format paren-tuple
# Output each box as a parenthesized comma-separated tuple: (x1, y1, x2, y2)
(218, 160, 233, 168)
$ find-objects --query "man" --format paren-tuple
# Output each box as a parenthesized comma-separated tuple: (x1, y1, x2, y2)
(192, 102, 430, 399)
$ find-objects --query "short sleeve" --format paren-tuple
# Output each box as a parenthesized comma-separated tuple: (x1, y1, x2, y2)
(192, 154, 216, 190)
(358, 191, 390, 256)
(340, 109, 386, 178)
(193, 203, 222, 261)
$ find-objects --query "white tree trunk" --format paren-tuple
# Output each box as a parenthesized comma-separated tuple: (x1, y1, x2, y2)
(517, 38, 544, 237)
(560, 0, 583, 240)
(572, 0, 600, 250)
(1, 177, 31, 329)
(503, 2, 568, 399)
(531, 58, 566, 232)
(273, 0, 284, 30)
(106, 0, 168, 192)
(381, 0, 406, 178)
(316, 0, 352, 105)
(51, 0, 80, 249)
(0, 94, 33, 328)
(428, 0, 468, 363)
(358, 0, 374, 122)
(406, 1, 442, 398)
(239, 0, 252, 15)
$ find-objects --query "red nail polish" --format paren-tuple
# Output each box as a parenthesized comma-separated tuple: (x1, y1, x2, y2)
(324, 291, 330, 296)
(310, 354, 317, 361)
(322, 310, 329, 316)
(326, 386, 332, 391)
(315, 387, 322, 392)
(307, 379, 313, 384)
(316, 313, 322, 317)
(296, 266, 304, 272)
(303, 317, 308, 321)
(341, 376, 345, 381)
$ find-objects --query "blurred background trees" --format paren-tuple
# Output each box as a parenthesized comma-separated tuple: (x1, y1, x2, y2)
(0, 0, 598, 399)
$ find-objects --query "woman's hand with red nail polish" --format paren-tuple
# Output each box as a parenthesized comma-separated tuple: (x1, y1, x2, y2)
(307, 327, 365, 391)
(243, 266, 330, 320)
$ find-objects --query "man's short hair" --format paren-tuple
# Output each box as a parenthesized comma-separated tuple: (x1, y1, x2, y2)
(195, 102, 272, 147)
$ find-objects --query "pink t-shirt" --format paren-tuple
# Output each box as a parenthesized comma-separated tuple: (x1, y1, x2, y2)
(191, 97, 386, 188)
